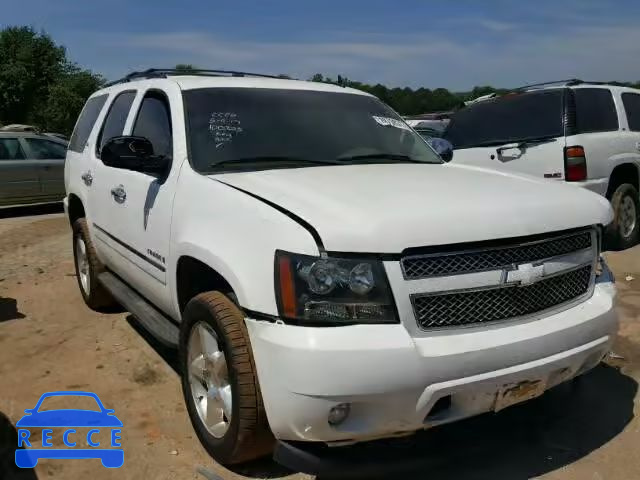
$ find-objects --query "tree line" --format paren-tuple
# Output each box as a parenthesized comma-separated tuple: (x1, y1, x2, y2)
(0, 26, 104, 135)
(309, 73, 640, 116)
(2, 26, 640, 135)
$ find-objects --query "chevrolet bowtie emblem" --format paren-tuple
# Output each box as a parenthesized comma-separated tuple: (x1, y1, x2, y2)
(505, 263, 545, 286)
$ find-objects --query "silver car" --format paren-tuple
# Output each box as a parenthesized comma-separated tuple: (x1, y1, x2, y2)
(0, 132, 67, 206)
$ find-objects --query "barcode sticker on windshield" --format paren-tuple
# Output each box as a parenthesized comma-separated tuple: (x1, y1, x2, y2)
(372, 116, 411, 131)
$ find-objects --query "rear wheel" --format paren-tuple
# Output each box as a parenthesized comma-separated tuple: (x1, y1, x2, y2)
(179, 291, 273, 465)
(72, 218, 117, 310)
(608, 183, 640, 250)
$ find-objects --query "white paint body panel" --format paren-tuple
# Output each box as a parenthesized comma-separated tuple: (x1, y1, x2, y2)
(64, 75, 619, 445)
(216, 162, 612, 252)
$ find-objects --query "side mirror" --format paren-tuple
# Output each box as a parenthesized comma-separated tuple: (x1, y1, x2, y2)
(428, 138, 454, 162)
(101, 136, 168, 174)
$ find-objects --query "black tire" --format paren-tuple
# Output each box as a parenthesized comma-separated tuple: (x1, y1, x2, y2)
(179, 291, 274, 465)
(72, 218, 117, 310)
(607, 183, 640, 250)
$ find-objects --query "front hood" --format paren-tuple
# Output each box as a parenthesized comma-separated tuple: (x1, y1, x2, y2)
(212, 163, 612, 253)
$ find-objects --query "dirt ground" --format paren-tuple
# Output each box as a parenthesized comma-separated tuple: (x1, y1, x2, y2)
(0, 206, 638, 480)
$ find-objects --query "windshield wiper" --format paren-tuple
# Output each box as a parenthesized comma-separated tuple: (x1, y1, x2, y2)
(209, 156, 342, 169)
(465, 136, 558, 150)
(496, 136, 558, 153)
(336, 153, 428, 163)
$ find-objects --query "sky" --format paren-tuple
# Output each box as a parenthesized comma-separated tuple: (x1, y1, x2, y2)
(2, 0, 640, 90)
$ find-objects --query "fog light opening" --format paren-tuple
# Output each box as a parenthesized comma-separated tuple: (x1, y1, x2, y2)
(328, 403, 351, 426)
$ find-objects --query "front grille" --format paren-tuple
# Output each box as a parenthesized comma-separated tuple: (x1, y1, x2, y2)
(411, 265, 592, 329)
(401, 230, 592, 279)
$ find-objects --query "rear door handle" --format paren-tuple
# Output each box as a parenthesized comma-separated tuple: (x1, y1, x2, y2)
(81, 171, 93, 186)
(110, 185, 126, 204)
(635, 141, 640, 152)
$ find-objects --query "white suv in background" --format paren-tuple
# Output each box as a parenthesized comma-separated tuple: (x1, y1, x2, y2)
(444, 80, 640, 249)
(64, 69, 617, 474)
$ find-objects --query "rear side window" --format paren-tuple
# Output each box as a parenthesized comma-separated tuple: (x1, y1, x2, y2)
(622, 93, 640, 132)
(444, 89, 564, 149)
(24, 138, 67, 159)
(68, 94, 108, 153)
(132, 92, 172, 158)
(97, 91, 136, 157)
(0, 138, 26, 160)
(574, 88, 618, 134)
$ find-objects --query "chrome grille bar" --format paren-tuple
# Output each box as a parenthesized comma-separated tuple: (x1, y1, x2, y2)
(401, 230, 592, 280)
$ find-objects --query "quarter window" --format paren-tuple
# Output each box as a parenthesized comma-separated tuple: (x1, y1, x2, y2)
(97, 91, 136, 157)
(574, 88, 618, 134)
(24, 138, 67, 159)
(68, 94, 108, 153)
(132, 92, 173, 159)
(622, 93, 640, 132)
(0, 138, 26, 160)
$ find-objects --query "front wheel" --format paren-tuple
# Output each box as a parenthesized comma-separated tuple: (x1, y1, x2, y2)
(608, 183, 640, 250)
(179, 291, 274, 465)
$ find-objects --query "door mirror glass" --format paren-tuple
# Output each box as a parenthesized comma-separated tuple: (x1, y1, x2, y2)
(101, 136, 168, 174)
(428, 138, 454, 162)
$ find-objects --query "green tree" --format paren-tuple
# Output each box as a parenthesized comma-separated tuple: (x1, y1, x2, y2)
(0, 26, 65, 125)
(38, 65, 105, 134)
(0, 25, 103, 134)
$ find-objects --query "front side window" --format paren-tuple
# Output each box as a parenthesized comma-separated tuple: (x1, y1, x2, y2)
(97, 91, 136, 157)
(183, 88, 441, 173)
(622, 93, 640, 132)
(24, 138, 66, 159)
(0, 138, 26, 160)
(444, 89, 565, 149)
(574, 88, 618, 134)
(68, 94, 108, 153)
(132, 92, 172, 158)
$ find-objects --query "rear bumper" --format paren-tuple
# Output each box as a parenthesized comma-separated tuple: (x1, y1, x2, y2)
(246, 281, 617, 445)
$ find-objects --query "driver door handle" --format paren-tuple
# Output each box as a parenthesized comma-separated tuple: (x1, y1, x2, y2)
(81, 171, 93, 186)
(110, 185, 126, 204)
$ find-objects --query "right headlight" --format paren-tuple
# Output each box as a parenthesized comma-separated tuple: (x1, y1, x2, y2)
(274, 251, 398, 325)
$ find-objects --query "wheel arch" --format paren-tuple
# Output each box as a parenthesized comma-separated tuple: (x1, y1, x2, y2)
(606, 162, 640, 199)
(173, 248, 247, 315)
(67, 193, 86, 226)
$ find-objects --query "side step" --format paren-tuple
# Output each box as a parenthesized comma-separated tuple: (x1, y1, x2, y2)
(98, 272, 179, 348)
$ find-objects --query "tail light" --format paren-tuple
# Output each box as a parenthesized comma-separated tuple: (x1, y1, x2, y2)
(565, 146, 587, 182)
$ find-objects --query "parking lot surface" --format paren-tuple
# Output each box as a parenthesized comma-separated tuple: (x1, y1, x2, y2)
(0, 209, 638, 480)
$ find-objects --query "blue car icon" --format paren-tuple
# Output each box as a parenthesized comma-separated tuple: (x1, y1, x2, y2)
(15, 391, 123, 468)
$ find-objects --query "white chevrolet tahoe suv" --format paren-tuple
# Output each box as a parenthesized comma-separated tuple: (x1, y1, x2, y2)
(64, 69, 618, 474)
(444, 80, 640, 250)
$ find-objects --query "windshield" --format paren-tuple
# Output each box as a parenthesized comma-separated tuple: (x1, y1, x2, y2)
(443, 89, 565, 149)
(183, 88, 441, 173)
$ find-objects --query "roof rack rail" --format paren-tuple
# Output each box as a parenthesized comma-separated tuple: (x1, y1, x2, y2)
(513, 79, 584, 91)
(104, 68, 289, 87)
(514, 79, 612, 91)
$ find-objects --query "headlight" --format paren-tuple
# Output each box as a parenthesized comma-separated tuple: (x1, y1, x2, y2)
(275, 251, 398, 325)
